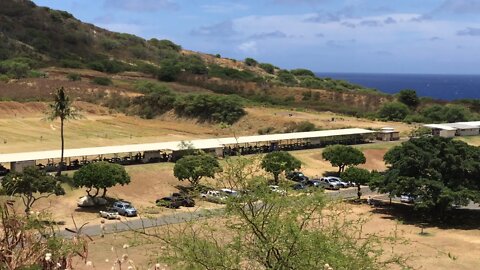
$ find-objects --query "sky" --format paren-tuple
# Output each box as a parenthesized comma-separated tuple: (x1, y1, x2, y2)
(32, 0, 480, 74)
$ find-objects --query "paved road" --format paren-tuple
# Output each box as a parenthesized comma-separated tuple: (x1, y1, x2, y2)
(60, 187, 373, 238)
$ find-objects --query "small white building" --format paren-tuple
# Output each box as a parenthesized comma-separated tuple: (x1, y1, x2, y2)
(424, 121, 480, 138)
(376, 127, 400, 141)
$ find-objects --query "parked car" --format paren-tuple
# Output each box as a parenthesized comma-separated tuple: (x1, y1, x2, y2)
(269, 185, 287, 195)
(286, 171, 309, 182)
(219, 188, 240, 197)
(99, 208, 120, 220)
(304, 179, 341, 190)
(112, 201, 137, 217)
(317, 178, 342, 190)
(322, 177, 349, 188)
(201, 190, 228, 204)
(291, 183, 307, 190)
(400, 194, 416, 203)
(156, 195, 195, 209)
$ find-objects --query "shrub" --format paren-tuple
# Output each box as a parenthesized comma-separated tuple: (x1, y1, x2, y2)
(290, 68, 315, 77)
(130, 82, 177, 118)
(100, 38, 121, 51)
(174, 94, 246, 124)
(67, 73, 81, 81)
(258, 126, 276, 135)
(378, 102, 409, 121)
(208, 64, 258, 81)
(244, 57, 258, 67)
(215, 54, 221, 58)
(27, 70, 46, 78)
(87, 59, 129, 74)
(92, 77, 112, 86)
(284, 121, 317, 133)
(149, 39, 182, 51)
(259, 63, 275, 74)
(397, 89, 419, 108)
(276, 70, 297, 85)
(180, 55, 208, 75)
(158, 58, 182, 82)
(420, 104, 472, 123)
(60, 59, 83, 68)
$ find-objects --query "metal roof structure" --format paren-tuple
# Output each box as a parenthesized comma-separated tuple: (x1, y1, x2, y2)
(424, 121, 480, 131)
(0, 128, 375, 163)
(423, 124, 457, 131)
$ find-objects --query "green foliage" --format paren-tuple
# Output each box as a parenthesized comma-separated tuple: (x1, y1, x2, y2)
(92, 77, 112, 86)
(0, 74, 9, 82)
(158, 58, 182, 82)
(322, 145, 366, 173)
(244, 57, 258, 67)
(208, 64, 258, 81)
(261, 151, 301, 184)
(87, 59, 130, 73)
(148, 38, 182, 52)
(342, 167, 372, 199)
(1, 166, 65, 213)
(258, 126, 276, 135)
(73, 161, 130, 198)
(67, 73, 81, 81)
(180, 54, 208, 75)
(397, 89, 419, 108)
(371, 137, 480, 217)
(420, 104, 472, 123)
(259, 63, 275, 74)
(276, 70, 297, 85)
(100, 38, 120, 51)
(47, 87, 81, 176)
(378, 102, 410, 121)
(0, 58, 35, 79)
(284, 121, 317, 133)
(132, 85, 176, 119)
(173, 154, 222, 188)
(159, 158, 406, 270)
(174, 94, 246, 124)
(290, 68, 315, 77)
(60, 59, 83, 68)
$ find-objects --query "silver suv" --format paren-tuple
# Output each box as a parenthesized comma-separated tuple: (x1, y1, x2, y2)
(112, 201, 137, 217)
(320, 177, 342, 189)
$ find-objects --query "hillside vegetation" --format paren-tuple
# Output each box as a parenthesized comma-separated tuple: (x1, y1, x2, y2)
(0, 0, 478, 125)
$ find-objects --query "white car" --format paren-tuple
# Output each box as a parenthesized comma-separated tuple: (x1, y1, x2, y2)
(219, 188, 239, 197)
(325, 177, 350, 188)
(99, 209, 121, 220)
(201, 190, 228, 203)
(400, 194, 416, 203)
(269, 185, 287, 195)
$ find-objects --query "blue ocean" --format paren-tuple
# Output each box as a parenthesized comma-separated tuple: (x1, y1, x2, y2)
(315, 73, 480, 101)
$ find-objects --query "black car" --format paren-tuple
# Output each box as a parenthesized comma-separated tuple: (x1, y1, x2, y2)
(156, 195, 195, 209)
(291, 183, 307, 190)
(286, 171, 309, 182)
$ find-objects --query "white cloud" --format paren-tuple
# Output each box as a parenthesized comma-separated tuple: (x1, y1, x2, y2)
(201, 3, 248, 13)
(237, 41, 258, 53)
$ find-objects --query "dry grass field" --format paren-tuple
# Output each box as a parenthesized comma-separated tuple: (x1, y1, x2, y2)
(1, 101, 479, 270)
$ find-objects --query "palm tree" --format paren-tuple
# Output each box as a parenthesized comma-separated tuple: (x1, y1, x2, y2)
(47, 87, 80, 176)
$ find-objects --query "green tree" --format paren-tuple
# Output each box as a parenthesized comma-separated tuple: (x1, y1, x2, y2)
(421, 104, 471, 123)
(322, 145, 366, 173)
(173, 154, 222, 188)
(1, 167, 65, 214)
(259, 63, 275, 74)
(244, 57, 258, 67)
(290, 68, 315, 77)
(277, 70, 297, 85)
(397, 89, 419, 108)
(261, 151, 301, 184)
(73, 162, 130, 198)
(378, 102, 410, 121)
(47, 87, 80, 176)
(158, 58, 181, 82)
(154, 158, 408, 270)
(370, 137, 480, 218)
(341, 167, 372, 199)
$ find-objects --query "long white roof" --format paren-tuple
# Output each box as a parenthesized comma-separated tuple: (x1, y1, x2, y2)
(0, 128, 375, 163)
(424, 120, 480, 131)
